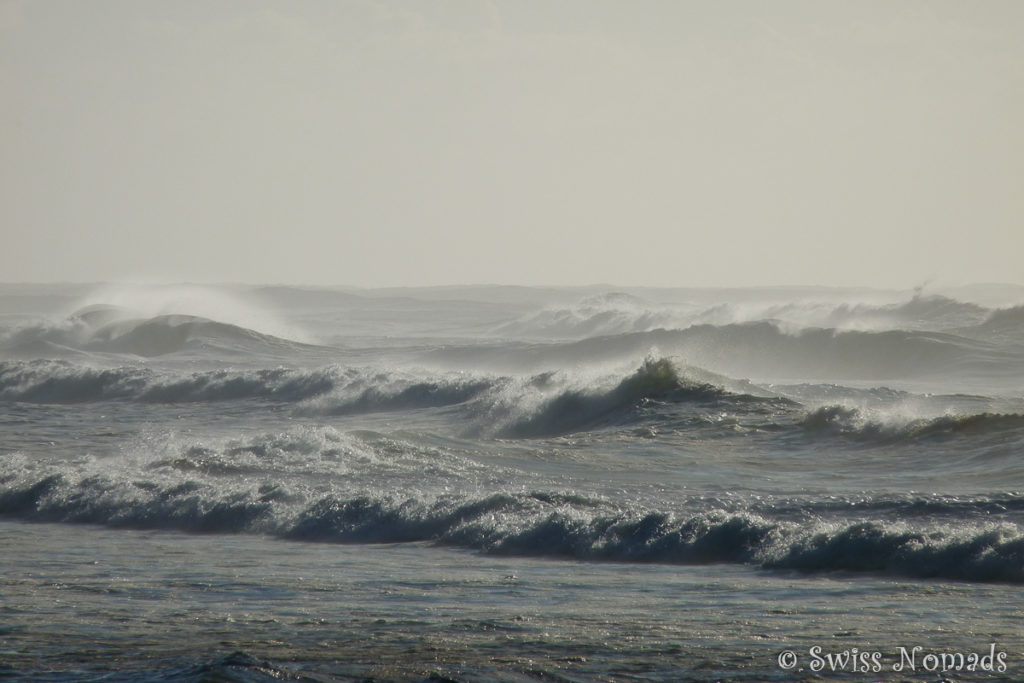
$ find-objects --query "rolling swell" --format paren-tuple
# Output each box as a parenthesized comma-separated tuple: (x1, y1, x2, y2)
(431, 322, 1021, 381)
(2, 469, 1022, 583)
(0, 360, 338, 404)
(958, 304, 1024, 342)
(1, 311, 311, 358)
(799, 405, 1024, 444)
(495, 292, 680, 338)
(0, 361, 494, 410)
(496, 293, 995, 341)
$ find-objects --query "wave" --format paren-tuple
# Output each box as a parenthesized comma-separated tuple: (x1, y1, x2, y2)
(0, 360, 506, 420)
(982, 304, 1024, 329)
(295, 372, 496, 417)
(799, 406, 1024, 444)
(0, 360, 339, 404)
(430, 321, 1022, 383)
(1, 307, 313, 358)
(767, 494, 1024, 520)
(494, 292, 685, 339)
(956, 305, 1024, 343)
(482, 357, 791, 438)
(495, 292, 996, 342)
(0, 357, 789, 439)
(2, 469, 1022, 583)
(814, 294, 990, 331)
(685, 293, 993, 334)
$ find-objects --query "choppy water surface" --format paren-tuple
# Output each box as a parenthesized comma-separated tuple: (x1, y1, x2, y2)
(2, 282, 1023, 680)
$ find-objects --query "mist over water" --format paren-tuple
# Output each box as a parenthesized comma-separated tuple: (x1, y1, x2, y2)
(2, 282, 1024, 680)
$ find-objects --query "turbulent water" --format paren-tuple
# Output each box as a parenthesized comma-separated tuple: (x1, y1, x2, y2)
(2, 282, 1024, 681)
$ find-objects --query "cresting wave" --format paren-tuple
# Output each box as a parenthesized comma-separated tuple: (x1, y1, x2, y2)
(798, 406, 1024, 444)
(0, 354, 742, 403)
(6, 358, 1023, 447)
(1, 470, 1022, 584)
(0, 308, 311, 358)
(434, 321, 1024, 382)
(477, 357, 794, 438)
(496, 293, 1010, 339)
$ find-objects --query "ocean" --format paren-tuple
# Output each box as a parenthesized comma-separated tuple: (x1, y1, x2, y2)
(1, 282, 1023, 682)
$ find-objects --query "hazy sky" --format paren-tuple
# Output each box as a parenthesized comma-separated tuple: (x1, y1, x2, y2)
(2, 1, 1022, 288)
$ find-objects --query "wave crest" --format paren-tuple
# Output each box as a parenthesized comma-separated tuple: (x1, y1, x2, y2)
(1, 306, 310, 358)
(485, 358, 739, 438)
(3, 469, 1022, 583)
(800, 405, 1024, 443)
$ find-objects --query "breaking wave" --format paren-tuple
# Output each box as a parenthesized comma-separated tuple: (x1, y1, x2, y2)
(957, 304, 1024, 343)
(483, 357, 789, 438)
(0, 305, 315, 358)
(432, 321, 1022, 382)
(495, 292, 684, 338)
(813, 294, 990, 332)
(497, 293, 997, 341)
(2, 469, 1022, 583)
(799, 405, 1024, 444)
(0, 357, 789, 438)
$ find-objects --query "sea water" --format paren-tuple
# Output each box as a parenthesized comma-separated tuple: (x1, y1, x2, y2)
(2, 282, 1023, 681)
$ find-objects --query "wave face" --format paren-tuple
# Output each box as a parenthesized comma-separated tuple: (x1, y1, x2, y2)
(472, 357, 792, 439)
(798, 405, 1024, 444)
(0, 305, 315, 359)
(3, 452, 1023, 584)
(3, 282, 1024, 587)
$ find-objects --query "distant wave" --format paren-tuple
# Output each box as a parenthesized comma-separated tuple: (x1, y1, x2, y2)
(497, 293, 995, 341)
(1, 307, 311, 358)
(431, 321, 1022, 382)
(495, 292, 683, 338)
(815, 294, 990, 331)
(709, 294, 992, 333)
(0, 360, 338, 404)
(2, 470, 1021, 583)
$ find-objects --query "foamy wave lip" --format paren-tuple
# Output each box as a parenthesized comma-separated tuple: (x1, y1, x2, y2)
(430, 318, 1022, 383)
(1, 285, 317, 358)
(495, 292, 688, 339)
(3, 467, 1022, 583)
(955, 304, 1024, 343)
(70, 283, 310, 343)
(495, 291, 997, 342)
(0, 314, 306, 358)
(799, 404, 1024, 444)
(468, 357, 793, 439)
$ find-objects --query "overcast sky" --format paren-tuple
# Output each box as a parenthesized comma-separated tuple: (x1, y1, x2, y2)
(2, 1, 1021, 288)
